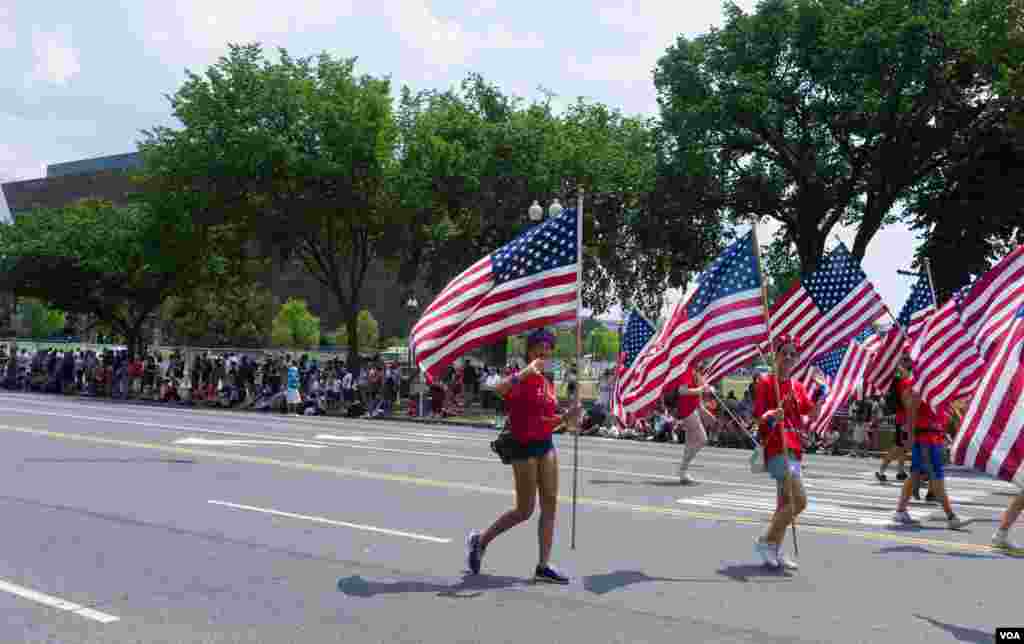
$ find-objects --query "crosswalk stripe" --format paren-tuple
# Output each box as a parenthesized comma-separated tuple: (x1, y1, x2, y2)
(678, 494, 939, 527)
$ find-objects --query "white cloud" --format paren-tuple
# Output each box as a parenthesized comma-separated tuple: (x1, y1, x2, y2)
(0, 7, 15, 50)
(28, 27, 80, 86)
(469, 0, 498, 17)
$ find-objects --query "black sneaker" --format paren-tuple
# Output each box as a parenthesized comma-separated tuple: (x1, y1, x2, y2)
(875, 472, 887, 483)
(466, 532, 484, 575)
(534, 564, 570, 585)
(926, 492, 938, 504)
(896, 471, 908, 481)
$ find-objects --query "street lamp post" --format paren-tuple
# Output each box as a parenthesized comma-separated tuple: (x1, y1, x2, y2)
(405, 296, 420, 415)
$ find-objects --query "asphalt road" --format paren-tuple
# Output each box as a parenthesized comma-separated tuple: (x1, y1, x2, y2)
(0, 391, 1017, 644)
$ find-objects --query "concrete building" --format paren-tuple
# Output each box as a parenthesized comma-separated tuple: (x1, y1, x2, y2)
(0, 152, 419, 344)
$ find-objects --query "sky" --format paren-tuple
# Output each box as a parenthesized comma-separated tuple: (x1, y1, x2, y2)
(0, 0, 922, 315)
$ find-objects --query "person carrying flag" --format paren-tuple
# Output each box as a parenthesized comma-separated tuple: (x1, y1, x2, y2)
(466, 329, 581, 584)
(675, 360, 711, 485)
(891, 355, 966, 529)
(753, 335, 825, 570)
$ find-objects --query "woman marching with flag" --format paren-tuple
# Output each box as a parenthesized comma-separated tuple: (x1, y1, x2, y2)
(466, 329, 580, 583)
(675, 359, 711, 485)
(753, 334, 826, 570)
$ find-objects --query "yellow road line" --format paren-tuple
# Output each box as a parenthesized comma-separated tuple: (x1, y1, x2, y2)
(4, 423, 1016, 557)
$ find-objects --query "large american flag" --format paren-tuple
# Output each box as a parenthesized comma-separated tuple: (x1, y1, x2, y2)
(411, 208, 578, 380)
(912, 245, 1024, 413)
(610, 310, 656, 424)
(810, 338, 873, 435)
(619, 232, 767, 419)
(951, 301, 1024, 486)
(704, 244, 885, 384)
(862, 324, 905, 397)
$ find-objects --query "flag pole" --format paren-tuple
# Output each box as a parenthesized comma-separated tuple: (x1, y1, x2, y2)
(923, 258, 940, 310)
(571, 186, 584, 550)
(750, 222, 799, 558)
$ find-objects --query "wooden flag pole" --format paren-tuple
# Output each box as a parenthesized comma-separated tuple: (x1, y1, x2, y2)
(750, 223, 799, 558)
(571, 186, 584, 550)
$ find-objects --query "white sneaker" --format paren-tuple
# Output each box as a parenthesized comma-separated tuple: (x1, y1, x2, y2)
(947, 515, 967, 530)
(679, 473, 697, 485)
(755, 539, 780, 568)
(992, 532, 1018, 550)
(892, 510, 917, 525)
(775, 547, 799, 570)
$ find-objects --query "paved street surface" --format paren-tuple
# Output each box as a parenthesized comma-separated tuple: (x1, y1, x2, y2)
(0, 391, 1017, 643)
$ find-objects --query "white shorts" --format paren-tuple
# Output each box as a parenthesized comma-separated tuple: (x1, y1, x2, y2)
(286, 389, 302, 405)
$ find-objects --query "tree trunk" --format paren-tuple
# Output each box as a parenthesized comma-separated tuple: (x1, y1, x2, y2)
(794, 226, 827, 276)
(345, 310, 360, 372)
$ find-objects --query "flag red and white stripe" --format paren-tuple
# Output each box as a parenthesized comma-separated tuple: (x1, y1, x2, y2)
(810, 340, 872, 435)
(951, 301, 1024, 486)
(913, 245, 1024, 413)
(863, 325, 905, 397)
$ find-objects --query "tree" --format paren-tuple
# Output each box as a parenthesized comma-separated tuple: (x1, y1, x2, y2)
(394, 75, 725, 339)
(380, 336, 405, 350)
(585, 324, 619, 362)
(330, 309, 379, 354)
(141, 44, 406, 369)
(762, 236, 803, 306)
(908, 123, 1024, 302)
(0, 198, 210, 356)
(655, 0, 1010, 274)
(19, 298, 66, 338)
(271, 298, 320, 349)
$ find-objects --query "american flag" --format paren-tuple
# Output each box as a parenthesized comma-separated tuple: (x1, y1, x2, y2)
(704, 244, 885, 384)
(411, 208, 578, 380)
(863, 324, 905, 397)
(898, 274, 935, 347)
(810, 338, 873, 435)
(951, 301, 1024, 486)
(912, 245, 1024, 413)
(619, 232, 767, 419)
(610, 310, 656, 424)
(802, 327, 872, 392)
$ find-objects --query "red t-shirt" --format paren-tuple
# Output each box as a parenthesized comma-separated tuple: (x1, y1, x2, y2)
(505, 373, 559, 443)
(754, 375, 814, 461)
(676, 367, 700, 418)
(896, 376, 943, 445)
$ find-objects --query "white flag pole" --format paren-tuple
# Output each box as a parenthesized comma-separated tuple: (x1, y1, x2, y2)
(571, 186, 583, 550)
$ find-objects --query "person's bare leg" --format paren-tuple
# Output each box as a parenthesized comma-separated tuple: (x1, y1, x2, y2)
(481, 459, 538, 549)
(536, 450, 559, 566)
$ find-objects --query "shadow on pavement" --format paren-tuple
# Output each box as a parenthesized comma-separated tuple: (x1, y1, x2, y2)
(581, 570, 726, 595)
(913, 614, 991, 644)
(716, 564, 793, 583)
(875, 545, 1004, 560)
(336, 574, 526, 599)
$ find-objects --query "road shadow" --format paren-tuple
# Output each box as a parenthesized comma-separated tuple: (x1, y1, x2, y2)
(336, 574, 526, 599)
(581, 570, 726, 595)
(875, 545, 1006, 560)
(913, 614, 991, 644)
(716, 564, 793, 583)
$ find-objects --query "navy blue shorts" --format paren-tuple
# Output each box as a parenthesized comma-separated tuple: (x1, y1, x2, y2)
(911, 443, 945, 480)
(509, 438, 555, 462)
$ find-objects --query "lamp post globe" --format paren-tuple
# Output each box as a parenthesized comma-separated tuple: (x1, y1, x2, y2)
(528, 200, 544, 222)
(548, 198, 563, 218)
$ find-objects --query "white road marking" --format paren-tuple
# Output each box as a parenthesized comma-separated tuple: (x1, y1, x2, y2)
(174, 438, 325, 449)
(315, 433, 446, 445)
(208, 500, 451, 543)
(677, 493, 941, 527)
(0, 578, 120, 623)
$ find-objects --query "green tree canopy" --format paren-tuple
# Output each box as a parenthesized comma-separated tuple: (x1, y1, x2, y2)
(19, 298, 66, 339)
(331, 309, 379, 354)
(585, 324, 620, 362)
(0, 198, 210, 355)
(141, 44, 405, 369)
(271, 298, 320, 349)
(655, 0, 1011, 274)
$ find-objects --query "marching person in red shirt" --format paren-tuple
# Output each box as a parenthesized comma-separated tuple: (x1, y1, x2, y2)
(892, 354, 966, 529)
(466, 328, 581, 584)
(753, 335, 825, 570)
(676, 361, 711, 485)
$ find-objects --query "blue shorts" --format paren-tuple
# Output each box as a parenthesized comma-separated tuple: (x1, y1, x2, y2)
(911, 443, 945, 480)
(509, 438, 555, 462)
(767, 455, 802, 483)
